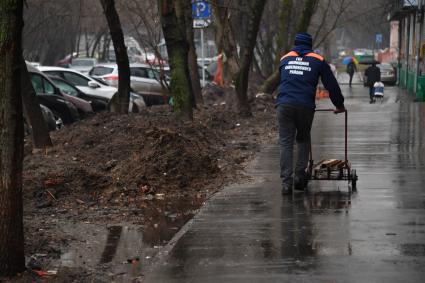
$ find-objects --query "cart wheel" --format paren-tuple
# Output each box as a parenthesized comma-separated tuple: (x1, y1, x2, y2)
(351, 169, 358, 191)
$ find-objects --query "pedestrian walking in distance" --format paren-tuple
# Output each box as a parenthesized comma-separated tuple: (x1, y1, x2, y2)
(364, 62, 381, 104)
(346, 60, 357, 87)
(276, 33, 345, 195)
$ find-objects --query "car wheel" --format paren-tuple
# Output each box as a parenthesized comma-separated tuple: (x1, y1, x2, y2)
(132, 103, 139, 113)
(52, 111, 64, 130)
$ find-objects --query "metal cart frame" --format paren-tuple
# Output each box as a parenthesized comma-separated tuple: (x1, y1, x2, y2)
(307, 109, 358, 192)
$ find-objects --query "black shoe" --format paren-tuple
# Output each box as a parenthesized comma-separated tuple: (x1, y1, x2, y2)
(294, 174, 308, 191)
(281, 183, 292, 195)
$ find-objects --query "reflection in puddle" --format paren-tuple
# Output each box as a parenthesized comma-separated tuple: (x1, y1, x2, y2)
(277, 190, 353, 263)
(292, 191, 352, 211)
(100, 226, 123, 264)
(60, 225, 145, 269)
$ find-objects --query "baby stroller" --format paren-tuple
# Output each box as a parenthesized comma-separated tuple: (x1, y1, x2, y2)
(373, 81, 384, 103)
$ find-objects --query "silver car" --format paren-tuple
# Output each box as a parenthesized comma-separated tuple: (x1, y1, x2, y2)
(89, 63, 169, 106)
(38, 66, 145, 112)
(70, 58, 98, 74)
(377, 63, 396, 85)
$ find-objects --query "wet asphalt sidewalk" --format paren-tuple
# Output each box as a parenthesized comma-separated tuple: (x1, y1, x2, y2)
(145, 80, 425, 282)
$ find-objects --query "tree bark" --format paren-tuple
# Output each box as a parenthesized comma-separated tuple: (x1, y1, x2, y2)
(100, 0, 130, 114)
(259, 0, 318, 94)
(275, 0, 293, 63)
(212, 0, 267, 116)
(259, 70, 281, 94)
(296, 0, 319, 33)
(211, 0, 239, 86)
(91, 29, 106, 58)
(185, 6, 203, 106)
(21, 58, 52, 148)
(159, 0, 193, 120)
(234, 0, 267, 117)
(0, 0, 26, 276)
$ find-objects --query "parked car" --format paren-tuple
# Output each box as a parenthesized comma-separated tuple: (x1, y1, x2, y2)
(26, 64, 80, 125)
(362, 63, 397, 86)
(70, 57, 98, 74)
(39, 66, 117, 99)
(39, 66, 146, 112)
(23, 104, 59, 136)
(40, 104, 63, 131)
(48, 76, 108, 112)
(89, 63, 168, 106)
(377, 63, 397, 85)
(28, 64, 94, 119)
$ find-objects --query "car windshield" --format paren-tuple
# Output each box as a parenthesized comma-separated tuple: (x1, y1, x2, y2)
(63, 72, 90, 86)
(90, 66, 114, 76)
(72, 59, 95, 67)
(378, 64, 393, 70)
(51, 78, 79, 97)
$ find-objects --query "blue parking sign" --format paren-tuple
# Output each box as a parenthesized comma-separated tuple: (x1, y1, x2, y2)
(376, 34, 383, 43)
(192, 1, 210, 19)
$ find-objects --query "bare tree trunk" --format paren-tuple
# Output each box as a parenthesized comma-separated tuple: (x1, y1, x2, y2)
(234, 0, 267, 117)
(0, 0, 25, 275)
(159, 0, 193, 120)
(259, 0, 317, 94)
(275, 0, 293, 62)
(211, 0, 240, 85)
(185, 7, 203, 106)
(100, 0, 130, 114)
(91, 29, 106, 58)
(296, 0, 319, 33)
(259, 70, 281, 94)
(259, 0, 293, 94)
(101, 34, 110, 61)
(84, 29, 89, 56)
(21, 58, 52, 148)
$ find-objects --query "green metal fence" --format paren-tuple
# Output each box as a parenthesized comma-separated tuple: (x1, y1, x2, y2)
(407, 70, 415, 94)
(417, 76, 425, 102)
(399, 67, 406, 88)
(398, 67, 425, 102)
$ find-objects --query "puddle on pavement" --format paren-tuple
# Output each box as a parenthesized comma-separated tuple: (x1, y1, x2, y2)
(60, 224, 146, 269)
(57, 198, 198, 279)
(399, 243, 425, 256)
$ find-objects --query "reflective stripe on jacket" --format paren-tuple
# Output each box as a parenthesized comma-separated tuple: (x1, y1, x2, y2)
(277, 51, 344, 109)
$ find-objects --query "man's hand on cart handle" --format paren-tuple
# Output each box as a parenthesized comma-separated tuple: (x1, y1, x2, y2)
(334, 107, 346, 114)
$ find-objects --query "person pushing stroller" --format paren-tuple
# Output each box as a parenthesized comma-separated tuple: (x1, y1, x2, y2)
(364, 62, 381, 103)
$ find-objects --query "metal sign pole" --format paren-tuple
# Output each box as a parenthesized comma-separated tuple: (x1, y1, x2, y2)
(192, 0, 211, 87)
(201, 28, 205, 86)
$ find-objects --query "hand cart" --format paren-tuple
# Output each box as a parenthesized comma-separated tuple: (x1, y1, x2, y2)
(307, 109, 358, 192)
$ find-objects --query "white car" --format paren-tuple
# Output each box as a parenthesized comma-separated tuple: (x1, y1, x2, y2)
(89, 63, 169, 106)
(38, 66, 145, 112)
(39, 66, 117, 99)
(69, 58, 98, 74)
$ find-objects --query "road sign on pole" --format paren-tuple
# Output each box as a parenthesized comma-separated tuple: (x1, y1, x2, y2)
(192, 1, 211, 87)
(192, 1, 210, 19)
(193, 19, 211, 29)
(376, 34, 383, 44)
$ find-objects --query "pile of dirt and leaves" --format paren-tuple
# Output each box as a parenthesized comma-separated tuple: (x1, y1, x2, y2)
(6, 94, 277, 282)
